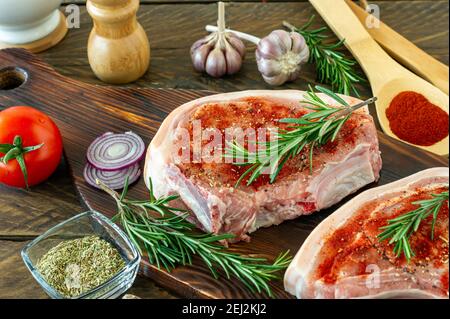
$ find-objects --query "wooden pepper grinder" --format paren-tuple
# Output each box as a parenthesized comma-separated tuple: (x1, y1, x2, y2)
(87, 0, 150, 84)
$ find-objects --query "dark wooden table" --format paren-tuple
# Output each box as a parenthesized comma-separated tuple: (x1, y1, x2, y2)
(0, 0, 448, 299)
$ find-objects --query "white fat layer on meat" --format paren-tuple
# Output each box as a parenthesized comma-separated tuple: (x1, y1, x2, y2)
(252, 204, 301, 231)
(167, 166, 214, 232)
(144, 143, 171, 197)
(145, 145, 213, 232)
(306, 143, 375, 210)
(366, 182, 449, 219)
(284, 167, 449, 299)
(252, 144, 378, 232)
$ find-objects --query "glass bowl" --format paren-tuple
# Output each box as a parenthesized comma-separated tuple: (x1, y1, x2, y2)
(21, 211, 141, 299)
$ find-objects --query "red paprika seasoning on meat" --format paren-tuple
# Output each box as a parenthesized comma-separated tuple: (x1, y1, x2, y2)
(386, 91, 448, 146)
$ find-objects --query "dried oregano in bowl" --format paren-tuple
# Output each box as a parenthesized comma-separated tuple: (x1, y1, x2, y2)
(36, 235, 125, 298)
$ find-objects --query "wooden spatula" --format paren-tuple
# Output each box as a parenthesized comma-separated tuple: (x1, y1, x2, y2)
(309, 0, 449, 156)
(345, 0, 449, 95)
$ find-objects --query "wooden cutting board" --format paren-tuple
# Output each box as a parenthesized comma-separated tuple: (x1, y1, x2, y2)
(0, 48, 448, 299)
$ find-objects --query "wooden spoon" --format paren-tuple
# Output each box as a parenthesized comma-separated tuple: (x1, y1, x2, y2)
(309, 0, 449, 156)
(345, 0, 449, 95)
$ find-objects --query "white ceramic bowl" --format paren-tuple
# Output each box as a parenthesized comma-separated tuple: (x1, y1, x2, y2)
(0, 0, 63, 44)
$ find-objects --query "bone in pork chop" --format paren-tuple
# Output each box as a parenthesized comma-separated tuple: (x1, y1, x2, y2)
(144, 91, 382, 242)
(284, 168, 449, 299)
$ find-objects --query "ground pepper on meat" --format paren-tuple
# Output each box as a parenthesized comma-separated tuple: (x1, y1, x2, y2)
(315, 186, 449, 286)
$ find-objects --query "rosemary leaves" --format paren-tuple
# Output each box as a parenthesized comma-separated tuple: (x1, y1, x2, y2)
(36, 236, 125, 298)
(378, 190, 449, 262)
(97, 178, 292, 297)
(225, 85, 376, 186)
(283, 17, 365, 96)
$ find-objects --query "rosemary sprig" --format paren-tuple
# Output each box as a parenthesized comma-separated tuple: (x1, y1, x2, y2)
(225, 85, 375, 187)
(97, 178, 292, 297)
(378, 190, 449, 262)
(283, 16, 365, 96)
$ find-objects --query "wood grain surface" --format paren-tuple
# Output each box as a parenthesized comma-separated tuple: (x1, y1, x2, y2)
(0, 0, 448, 299)
(50, 1, 449, 93)
(0, 49, 447, 299)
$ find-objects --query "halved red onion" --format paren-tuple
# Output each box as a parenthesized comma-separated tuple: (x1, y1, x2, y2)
(86, 132, 145, 171)
(84, 163, 141, 190)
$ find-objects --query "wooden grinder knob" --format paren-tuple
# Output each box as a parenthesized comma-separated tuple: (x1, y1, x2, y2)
(87, 0, 150, 84)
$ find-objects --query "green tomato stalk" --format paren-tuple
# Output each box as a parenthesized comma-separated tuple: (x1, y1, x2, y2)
(0, 135, 44, 188)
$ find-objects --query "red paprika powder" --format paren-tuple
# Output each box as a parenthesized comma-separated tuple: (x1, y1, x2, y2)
(386, 91, 449, 146)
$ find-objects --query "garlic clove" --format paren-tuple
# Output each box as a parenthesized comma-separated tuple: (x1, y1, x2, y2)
(291, 32, 310, 62)
(227, 33, 246, 58)
(205, 47, 227, 78)
(256, 36, 285, 60)
(191, 33, 215, 52)
(190, 34, 217, 72)
(191, 37, 207, 52)
(269, 30, 292, 54)
(191, 43, 213, 72)
(299, 44, 310, 64)
(256, 58, 281, 78)
(225, 45, 243, 75)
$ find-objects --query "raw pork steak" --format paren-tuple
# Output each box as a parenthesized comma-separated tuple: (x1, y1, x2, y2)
(284, 168, 449, 299)
(144, 90, 382, 241)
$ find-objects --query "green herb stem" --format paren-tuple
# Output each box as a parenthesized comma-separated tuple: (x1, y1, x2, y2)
(97, 178, 292, 297)
(283, 17, 365, 96)
(225, 85, 375, 187)
(377, 190, 449, 262)
(0, 135, 44, 189)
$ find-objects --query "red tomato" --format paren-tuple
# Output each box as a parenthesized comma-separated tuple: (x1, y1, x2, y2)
(0, 106, 63, 188)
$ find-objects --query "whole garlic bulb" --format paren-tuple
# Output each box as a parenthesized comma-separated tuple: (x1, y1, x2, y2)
(256, 30, 309, 86)
(190, 32, 246, 78)
(190, 2, 246, 78)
